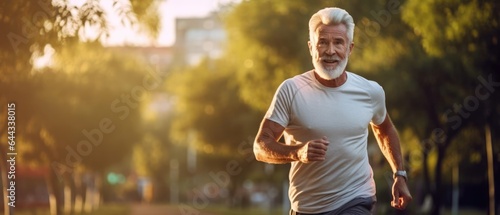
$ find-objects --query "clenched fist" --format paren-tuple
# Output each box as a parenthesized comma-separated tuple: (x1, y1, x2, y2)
(297, 136, 329, 163)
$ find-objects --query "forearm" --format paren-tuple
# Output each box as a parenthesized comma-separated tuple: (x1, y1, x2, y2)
(379, 127, 404, 171)
(372, 117, 405, 172)
(253, 119, 300, 164)
(254, 136, 302, 164)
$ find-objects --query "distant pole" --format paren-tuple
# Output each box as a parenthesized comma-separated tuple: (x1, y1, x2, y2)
(485, 124, 495, 215)
(451, 164, 459, 215)
(187, 131, 197, 173)
(170, 159, 179, 204)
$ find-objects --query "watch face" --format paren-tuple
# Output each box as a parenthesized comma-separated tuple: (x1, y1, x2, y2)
(394, 171, 407, 180)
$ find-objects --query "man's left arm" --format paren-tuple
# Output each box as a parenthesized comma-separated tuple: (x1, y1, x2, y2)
(371, 115, 412, 210)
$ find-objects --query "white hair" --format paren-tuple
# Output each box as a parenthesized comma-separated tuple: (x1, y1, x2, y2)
(308, 7, 355, 44)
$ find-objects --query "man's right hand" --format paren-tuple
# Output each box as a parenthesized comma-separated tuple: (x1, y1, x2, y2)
(297, 136, 329, 163)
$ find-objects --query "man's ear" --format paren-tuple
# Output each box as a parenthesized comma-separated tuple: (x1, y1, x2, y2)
(349, 42, 354, 56)
(308, 41, 313, 56)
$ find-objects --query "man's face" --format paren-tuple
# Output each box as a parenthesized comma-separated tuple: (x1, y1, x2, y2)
(308, 23, 353, 80)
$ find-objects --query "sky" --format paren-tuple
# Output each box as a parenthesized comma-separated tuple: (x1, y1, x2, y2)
(34, 0, 236, 67)
(102, 0, 236, 47)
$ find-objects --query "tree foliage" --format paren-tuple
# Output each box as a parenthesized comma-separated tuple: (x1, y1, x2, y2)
(38, 42, 148, 172)
(223, 0, 335, 111)
(0, 0, 161, 170)
(0, 0, 161, 214)
(213, 0, 500, 213)
(166, 59, 261, 156)
(400, 0, 500, 213)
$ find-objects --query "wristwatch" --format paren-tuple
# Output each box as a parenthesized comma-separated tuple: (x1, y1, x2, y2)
(393, 170, 408, 181)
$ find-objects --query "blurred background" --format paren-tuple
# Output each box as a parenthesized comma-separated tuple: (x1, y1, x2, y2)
(0, 0, 499, 214)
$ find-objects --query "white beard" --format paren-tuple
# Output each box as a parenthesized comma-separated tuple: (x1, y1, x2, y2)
(313, 54, 349, 80)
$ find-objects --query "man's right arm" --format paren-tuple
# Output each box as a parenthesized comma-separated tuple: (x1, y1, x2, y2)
(253, 119, 329, 164)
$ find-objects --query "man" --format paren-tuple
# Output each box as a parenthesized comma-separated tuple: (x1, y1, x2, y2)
(253, 7, 412, 214)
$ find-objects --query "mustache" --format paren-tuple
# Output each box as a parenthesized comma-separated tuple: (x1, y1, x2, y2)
(320, 56, 342, 61)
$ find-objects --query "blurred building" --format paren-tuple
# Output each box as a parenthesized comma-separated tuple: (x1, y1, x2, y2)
(175, 12, 226, 66)
(107, 46, 173, 75)
(106, 12, 226, 69)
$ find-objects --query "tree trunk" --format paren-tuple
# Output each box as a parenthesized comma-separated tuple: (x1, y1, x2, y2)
(83, 173, 101, 213)
(0, 116, 12, 215)
(485, 124, 495, 215)
(63, 183, 71, 214)
(83, 184, 94, 213)
(94, 176, 102, 209)
(83, 173, 93, 213)
(422, 151, 431, 197)
(420, 150, 432, 213)
(73, 173, 83, 215)
(431, 145, 446, 215)
(46, 171, 64, 215)
(0, 147, 12, 215)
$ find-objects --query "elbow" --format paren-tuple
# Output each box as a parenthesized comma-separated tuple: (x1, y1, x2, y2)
(254, 154, 264, 162)
(253, 141, 265, 162)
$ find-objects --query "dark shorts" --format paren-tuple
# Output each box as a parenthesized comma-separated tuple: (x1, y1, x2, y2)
(290, 196, 377, 215)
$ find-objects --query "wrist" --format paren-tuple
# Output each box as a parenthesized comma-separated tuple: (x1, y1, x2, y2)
(293, 146, 302, 162)
(294, 142, 307, 162)
(393, 170, 408, 182)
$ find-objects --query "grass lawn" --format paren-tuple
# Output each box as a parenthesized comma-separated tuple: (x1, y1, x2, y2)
(11, 204, 282, 215)
(90, 204, 130, 215)
(8, 204, 486, 215)
(441, 208, 487, 215)
(201, 205, 284, 215)
(9, 204, 129, 215)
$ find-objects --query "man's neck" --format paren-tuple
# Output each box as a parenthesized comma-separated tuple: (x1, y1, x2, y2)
(314, 71, 347, 88)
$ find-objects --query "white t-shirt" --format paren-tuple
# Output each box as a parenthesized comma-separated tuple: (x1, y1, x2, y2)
(265, 70, 387, 213)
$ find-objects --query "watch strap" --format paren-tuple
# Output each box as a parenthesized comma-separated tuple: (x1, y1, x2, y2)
(394, 170, 407, 181)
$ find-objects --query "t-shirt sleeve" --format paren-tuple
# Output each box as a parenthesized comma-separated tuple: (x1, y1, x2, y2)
(369, 81, 387, 125)
(264, 80, 293, 128)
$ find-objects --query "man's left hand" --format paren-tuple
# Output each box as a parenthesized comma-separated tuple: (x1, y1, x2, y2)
(391, 177, 412, 210)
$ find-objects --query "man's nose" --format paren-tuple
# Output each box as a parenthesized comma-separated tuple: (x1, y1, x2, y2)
(325, 43, 336, 55)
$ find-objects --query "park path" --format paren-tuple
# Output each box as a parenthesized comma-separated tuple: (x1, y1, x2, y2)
(129, 203, 215, 215)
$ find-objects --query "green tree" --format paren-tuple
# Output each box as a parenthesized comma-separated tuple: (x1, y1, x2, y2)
(16, 42, 155, 214)
(402, 0, 500, 213)
(167, 59, 261, 155)
(0, 1, 161, 214)
(165, 58, 265, 205)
